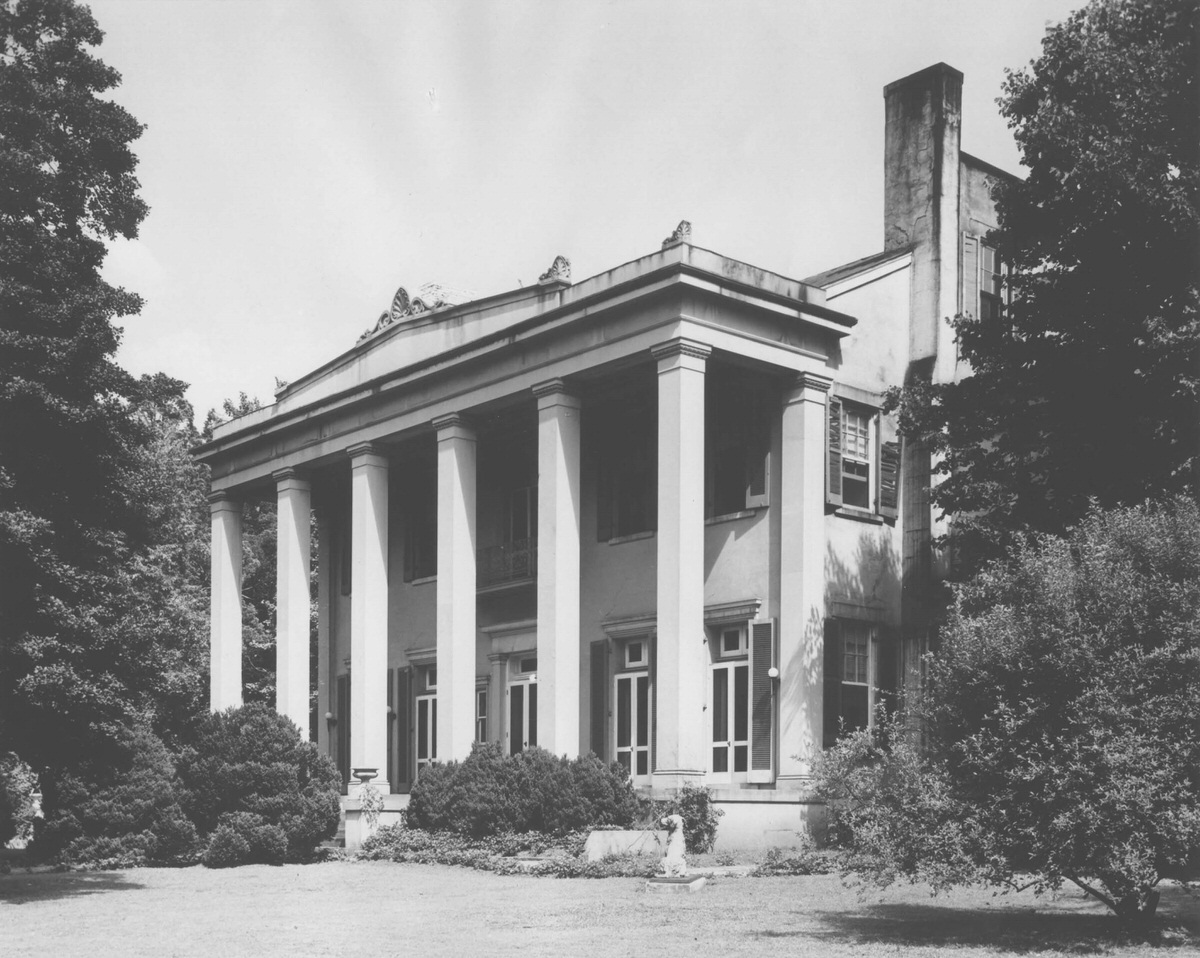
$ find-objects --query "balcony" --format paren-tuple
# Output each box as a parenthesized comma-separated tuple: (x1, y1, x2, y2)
(477, 537, 537, 589)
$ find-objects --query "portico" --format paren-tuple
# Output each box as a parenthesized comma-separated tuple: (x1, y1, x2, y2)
(198, 231, 883, 829)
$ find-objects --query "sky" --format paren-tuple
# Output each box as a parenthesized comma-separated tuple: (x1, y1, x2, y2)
(87, 0, 1083, 424)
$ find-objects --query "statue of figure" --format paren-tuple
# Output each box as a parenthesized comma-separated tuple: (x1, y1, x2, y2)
(658, 814, 687, 877)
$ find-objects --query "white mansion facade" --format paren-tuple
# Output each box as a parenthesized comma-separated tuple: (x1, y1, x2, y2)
(196, 63, 1011, 844)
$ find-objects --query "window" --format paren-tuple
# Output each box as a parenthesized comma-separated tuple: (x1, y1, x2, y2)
(705, 374, 770, 518)
(508, 656, 537, 755)
(708, 619, 776, 783)
(596, 391, 657, 540)
(403, 458, 437, 581)
(613, 636, 652, 783)
(509, 486, 536, 542)
(841, 406, 872, 510)
(826, 396, 899, 520)
(822, 619, 897, 748)
(979, 244, 1004, 322)
(475, 688, 487, 743)
(719, 626, 747, 658)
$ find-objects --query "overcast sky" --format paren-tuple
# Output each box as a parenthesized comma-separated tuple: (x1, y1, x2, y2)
(88, 0, 1081, 423)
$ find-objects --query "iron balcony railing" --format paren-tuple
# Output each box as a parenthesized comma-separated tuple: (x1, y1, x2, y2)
(476, 537, 537, 588)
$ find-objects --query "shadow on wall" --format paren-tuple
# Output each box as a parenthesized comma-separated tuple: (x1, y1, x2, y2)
(824, 529, 901, 617)
(777, 529, 902, 767)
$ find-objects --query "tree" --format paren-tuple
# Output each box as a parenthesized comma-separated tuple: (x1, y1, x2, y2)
(0, 1, 212, 772)
(889, 0, 1198, 566)
(815, 497, 1200, 922)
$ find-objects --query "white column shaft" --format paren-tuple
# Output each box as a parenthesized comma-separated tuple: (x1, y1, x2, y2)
(778, 373, 831, 781)
(275, 472, 312, 733)
(653, 339, 710, 780)
(535, 383, 582, 757)
(315, 505, 333, 754)
(350, 446, 389, 788)
(435, 417, 477, 762)
(209, 496, 243, 712)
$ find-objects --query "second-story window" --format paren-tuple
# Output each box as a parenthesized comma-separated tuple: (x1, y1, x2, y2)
(403, 458, 437, 581)
(596, 391, 657, 540)
(979, 243, 1004, 323)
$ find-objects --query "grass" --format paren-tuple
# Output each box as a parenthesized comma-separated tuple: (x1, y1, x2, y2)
(1, 861, 1196, 957)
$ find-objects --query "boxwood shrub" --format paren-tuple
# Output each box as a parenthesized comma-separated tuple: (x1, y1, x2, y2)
(35, 726, 198, 869)
(407, 743, 640, 837)
(176, 704, 340, 866)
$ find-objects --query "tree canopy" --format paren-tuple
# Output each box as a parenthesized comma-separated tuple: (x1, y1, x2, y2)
(890, 0, 1198, 565)
(0, 0, 206, 770)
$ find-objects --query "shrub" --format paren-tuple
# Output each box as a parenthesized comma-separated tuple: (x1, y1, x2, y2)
(814, 498, 1200, 923)
(0, 753, 39, 847)
(34, 726, 197, 868)
(358, 823, 654, 878)
(176, 704, 340, 864)
(651, 785, 723, 854)
(406, 743, 639, 838)
(202, 812, 289, 867)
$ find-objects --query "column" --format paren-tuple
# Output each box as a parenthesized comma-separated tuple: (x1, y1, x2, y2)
(434, 414, 477, 762)
(348, 443, 389, 791)
(651, 337, 711, 786)
(209, 493, 243, 712)
(778, 372, 832, 783)
(274, 469, 311, 734)
(534, 380, 582, 757)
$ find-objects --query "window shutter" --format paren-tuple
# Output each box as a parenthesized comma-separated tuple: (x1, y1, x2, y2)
(746, 450, 769, 509)
(826, 395, 843, 507)
(750, 619, 775, 774)
(962, 233, 980, 319)
(336, 673, 351, 792)
(876, 629, 897, 720)
(387, 668, 395, 791)
(648, 638, 657, 774)
(395, 668, 411, 791)
(589, 641, 608, 759)
(822, 621, 842, 749)
(878, 440, 900, 519)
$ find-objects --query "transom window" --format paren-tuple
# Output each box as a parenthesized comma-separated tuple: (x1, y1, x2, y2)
(625, 641, 645, 668)
(719, 626, 747, 658)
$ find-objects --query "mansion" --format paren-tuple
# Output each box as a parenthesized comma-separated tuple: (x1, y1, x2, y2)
(195, 63, 1012, 847)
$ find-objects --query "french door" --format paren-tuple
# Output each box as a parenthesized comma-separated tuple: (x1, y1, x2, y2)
(614, 671, 651, 782)
(711, 662, 749, 782)
(508, 680, 537, 754)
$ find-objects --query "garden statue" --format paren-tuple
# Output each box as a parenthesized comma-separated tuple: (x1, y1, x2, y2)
(658, 814, 687, 877)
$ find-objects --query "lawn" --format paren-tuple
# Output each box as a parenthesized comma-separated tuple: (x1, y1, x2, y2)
(1, 862, 1196, 958)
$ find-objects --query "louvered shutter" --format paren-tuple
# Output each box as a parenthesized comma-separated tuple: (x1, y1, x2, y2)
(878, 441, 900, 519)
(589, 641, 608, 759)
(395, 668, 411, 791)
(826, 396, 843, 507)
(336, 673, 351, 792)
(876, 629, 898, 720)
(746, 451, 769, 509)
(386, 669, 395, 791)
(822, 621, 841, 749)
(648, 638, 657, 773)
(750, 620, 775, 777)
(962, 233, 980, 319)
